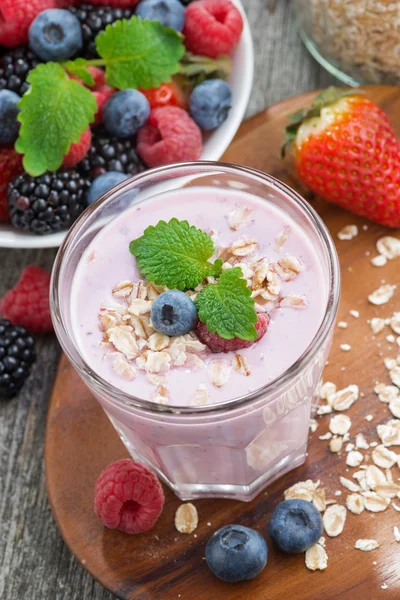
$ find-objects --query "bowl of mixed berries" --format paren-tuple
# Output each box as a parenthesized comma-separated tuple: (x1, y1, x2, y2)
(0, 0, 253, 248)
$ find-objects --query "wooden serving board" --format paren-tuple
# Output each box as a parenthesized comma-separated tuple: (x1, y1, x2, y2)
(46, 86, 400, 600)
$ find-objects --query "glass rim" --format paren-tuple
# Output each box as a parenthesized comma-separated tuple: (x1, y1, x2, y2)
(50, 161, 340, 417)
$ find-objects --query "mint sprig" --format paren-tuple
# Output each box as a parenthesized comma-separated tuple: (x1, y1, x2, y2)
(64, 59, 95, 86)
(16, 63, 96, 176)
(130, 218, 223, 290)
(195, 268, 258, 341)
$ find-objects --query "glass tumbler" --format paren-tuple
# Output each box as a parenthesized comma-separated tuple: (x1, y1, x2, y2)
(50, 162, 340, 502)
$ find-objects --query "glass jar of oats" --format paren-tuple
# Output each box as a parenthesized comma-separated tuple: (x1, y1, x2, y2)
(294, 0, 400, 86)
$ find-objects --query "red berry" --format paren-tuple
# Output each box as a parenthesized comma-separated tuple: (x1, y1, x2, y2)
(0, 265, 53, 333)
(87, 0, 138, 6)
(137, 106, 202, 167)
(94, 459, 165, 534)
(183, 0, 243, 59)
(92, 85, 116, 126)
(0, 148, 23, 223)
(0, 0, 57, 48)
(140, 82, 188, 110)
(197, 313, 270, 353)
(62, 128, 92, 168)
(86, 67, 106, 90)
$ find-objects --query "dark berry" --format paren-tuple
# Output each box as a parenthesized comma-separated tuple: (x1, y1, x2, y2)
(0, 90, 20, 145)
(29, 9, 83, 62)
(87, 171, 129, 204)
(79, 130, 146, 180)
(136, 0, 185, 32)
(151, 291, 198, 336)
(0, 320, 36, 398)
(269, 499, 323, 554)
(189, 79, 232, 130)
(0, 46, 42, 97)
(205, 524, 268, 583)
(8, 170, 90, 235)
(102, 90, 150, 139)
(68, 4, 135, 59)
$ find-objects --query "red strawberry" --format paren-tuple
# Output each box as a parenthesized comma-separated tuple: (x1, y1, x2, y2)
(197, 313, 270, 353)
(0, 0, 57, 48)
(284, 87, 400, 228)
(0, 148, 23, 223)
(63, 128, 92, 168)
(0, 265, 53, 333)
(140, 81, 188, 110)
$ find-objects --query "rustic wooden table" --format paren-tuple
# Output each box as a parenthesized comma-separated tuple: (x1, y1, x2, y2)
(0, 2, 335, 598)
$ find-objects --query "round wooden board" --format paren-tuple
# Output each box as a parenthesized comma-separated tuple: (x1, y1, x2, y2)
(46, 86, 400, 600)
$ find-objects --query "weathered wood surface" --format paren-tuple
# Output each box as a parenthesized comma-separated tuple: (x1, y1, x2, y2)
(0, 1, 336, 598)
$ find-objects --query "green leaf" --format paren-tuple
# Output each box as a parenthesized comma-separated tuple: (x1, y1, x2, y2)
(64, 59, 95, 86)
(130, 218, 221, 290)
(195, 267, 258, 341)
(95, 17, 185, 90)
(179, 53, 232, 80)
(16, 63, 96, 176)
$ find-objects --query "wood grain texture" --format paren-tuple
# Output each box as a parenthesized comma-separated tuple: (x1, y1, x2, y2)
(45, 86, 400, 600)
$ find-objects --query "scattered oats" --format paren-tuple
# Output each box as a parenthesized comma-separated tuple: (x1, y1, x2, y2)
(381, 584, 389, 591)
(275, 226, 290, 251)
(175, 503, 198, 534)
(309, 418, 319, 433)
(317, 404, 333, 415)
(337, 321, 348, 329)
(284, 480, 319, 503)
(365, 415, 374, 422)
(274, 256, 303, 282)
(147, 373, 166, 386)
(371, 255, 387, 267)
(338, 224, 358, 240)
(346, 493, 365, 514)
(152, 384, 170, 405)
(384, 358, 397, 371)
(320, 381, 337, 400)
(341, 477, 360, 492)
(227, 206, 252, 231)
(354, 539, 380, 552)
(387, 334, 396, 344)
(365, 465, 387, 490)
(230, 235, 258, 256)
(376, 236, 400, 260)
(128, 299, 153, 316)
(107, 326, 139, 360)
(392, 502, 400, 512)
(330, 385, 359, 411)
(185, 354, 205, 371)
(280, 293, 308, 310)
(390, 313, 400, 335)
(345, 443, 355, 452)
(378, 420, 400, 446)
(389, 397, 400, 419)
(313, 488, 326, 512)
(334, 490, 342, 497)
(232, 354, 251, 376)
(368, 284, 396, 306)
(372, 445, 398, 469)
(148, 332, 170, 352)
(112, 280, 133, 298)
(355, 433, 369, 450)
(208, 359, 231, 387)
(370, 318, 386, 334)
(112, 356, 136, 381)
(370, 441, 378, 447)
(340, 343, 351, 352)
(319, 432, 332, 440)
(192, 384, 209, 406)
(346, 451, 364, 468)
(145, 351, 171, 374)
(305, 543, 328, 571)
(363, 491, 390, 512)
(375, 481, 400, 499)
(329, 436, 343, 453)
(323, 504, 346, 537)
(329, 414, 351, 435)
(350, 310, 359, 318)
(390, 366, 400, 388)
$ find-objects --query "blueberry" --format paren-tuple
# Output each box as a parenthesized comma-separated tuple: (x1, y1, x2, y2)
(135, 0, 185, 32)
(29, 9, 83, 62)
(269, 499, 323, 554)
(151, 291, 197, 337)
(102, 90, 150, 139)
(205, 524, 268, 583)
(0, 90, 20, 145)
(87, 171, 129, 205)
(189, 79, 232, 131)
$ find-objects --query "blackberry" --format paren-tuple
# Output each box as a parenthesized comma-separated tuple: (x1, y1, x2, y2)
(8, 170, 90, 235)
(79, 131, 146, 180)
(0, 46, 42, 97)
(68, 4, 135, 59)
(0, 320, 36, 398)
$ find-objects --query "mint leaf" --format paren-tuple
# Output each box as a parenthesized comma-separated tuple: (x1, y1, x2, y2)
(179, 53, 232, 80)
(64, 59, 95, 86)
(130, 218, 221, 290)
(95, 17, 185, 89)
(195, 268, 258, 341)
(16, 63, 96, 176)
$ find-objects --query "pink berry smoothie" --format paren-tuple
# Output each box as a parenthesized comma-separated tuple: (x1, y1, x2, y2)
(71, 186, 328, 406)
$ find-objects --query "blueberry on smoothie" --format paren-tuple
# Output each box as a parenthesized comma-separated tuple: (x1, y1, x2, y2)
(205, 524, 268, 583)
(0, 90, 20, 145)
(102, 90, 150, 139)
(29, 9, 83, 62)
(135, 0, 186, 32)
(151, 291, 197, 336)
(87, 172, 129, 205)
(269, 499, 323, 554)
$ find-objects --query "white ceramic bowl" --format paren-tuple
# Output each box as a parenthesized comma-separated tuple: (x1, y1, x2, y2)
(0, 0, 254, 249)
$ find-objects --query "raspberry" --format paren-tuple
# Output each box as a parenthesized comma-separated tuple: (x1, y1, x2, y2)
(94, 459, 165, 534)
(183, 0, 243, 58)
(0, 265, 52, 333)
(87, 0, 138, 6)
(137, 106, 202, 168)
(197, 313, 270, 353)
(87, 66, 106, 90)
(63, 128, 92, 168)
(92, 85, 116, 126)
(0, 0, 57, 48)
(140, 82, 188, 110)
(0, 147, 23, 223)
